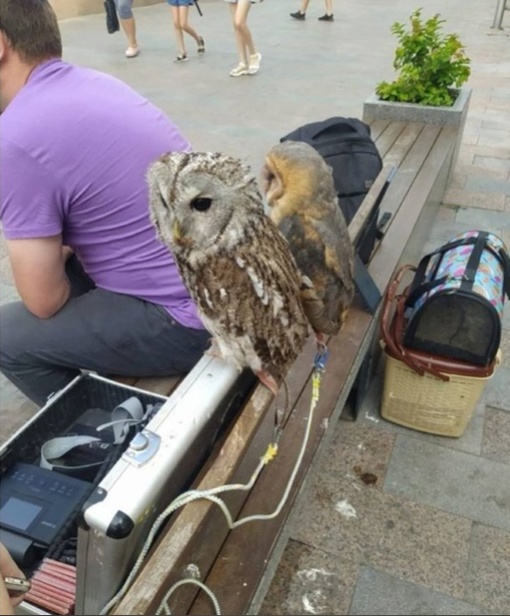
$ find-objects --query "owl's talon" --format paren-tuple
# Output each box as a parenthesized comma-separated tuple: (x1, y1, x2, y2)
(315, 332, 327, 349)
(255, 370, 279, 397)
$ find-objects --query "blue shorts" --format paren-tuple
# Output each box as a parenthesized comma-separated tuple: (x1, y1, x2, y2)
(167, 0, 194, 6)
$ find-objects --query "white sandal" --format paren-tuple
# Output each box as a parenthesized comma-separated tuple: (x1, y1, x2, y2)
(229, 63, 248, 77)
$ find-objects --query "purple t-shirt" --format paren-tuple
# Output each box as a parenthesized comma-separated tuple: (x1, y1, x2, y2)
(0, 59, 204, 330)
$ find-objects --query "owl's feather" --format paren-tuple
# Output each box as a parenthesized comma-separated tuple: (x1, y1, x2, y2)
(147, 151, 310, 390)
(262, 140, 355, 337)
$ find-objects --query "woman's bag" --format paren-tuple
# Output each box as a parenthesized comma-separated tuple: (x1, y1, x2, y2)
(104, 0, 119, 34)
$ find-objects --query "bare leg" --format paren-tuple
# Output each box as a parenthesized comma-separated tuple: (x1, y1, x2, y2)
(179, 5, 201, 45)
(170, 5, 186, 56)
(120, 16, 138, 50)
(230, 1, 256, 65)
(300, 0, 311, 13)
(325, 0, 333, 15)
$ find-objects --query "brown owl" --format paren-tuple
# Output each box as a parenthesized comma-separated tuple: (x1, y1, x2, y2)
(261, 140, 355, 344)
(147, 151, 310, 396)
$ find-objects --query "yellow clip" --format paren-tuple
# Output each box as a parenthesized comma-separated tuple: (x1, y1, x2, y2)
(262, 442, 278, 464)
(312, 371, 322, 403)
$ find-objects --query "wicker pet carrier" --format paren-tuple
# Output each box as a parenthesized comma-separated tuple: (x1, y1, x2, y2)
(380, 265, 500, 437)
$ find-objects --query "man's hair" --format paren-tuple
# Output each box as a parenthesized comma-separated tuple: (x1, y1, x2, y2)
(0, 0, 62, 63)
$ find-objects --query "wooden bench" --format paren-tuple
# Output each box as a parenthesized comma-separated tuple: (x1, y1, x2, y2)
(108, 119, 458, 616)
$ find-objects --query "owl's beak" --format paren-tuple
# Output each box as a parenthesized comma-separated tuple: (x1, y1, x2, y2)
(172, 219, 183, 241)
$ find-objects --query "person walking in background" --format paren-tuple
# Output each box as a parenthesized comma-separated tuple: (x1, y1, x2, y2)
(290, 0, 334, 21)
(225, 0, 262, 77)
(167, 0, 205, 63)
(114, 0, 140, 57)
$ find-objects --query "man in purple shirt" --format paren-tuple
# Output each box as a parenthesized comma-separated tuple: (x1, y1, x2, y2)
(0, 0, 209, 406)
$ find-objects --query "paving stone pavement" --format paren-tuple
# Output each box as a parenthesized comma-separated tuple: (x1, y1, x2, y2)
(0, 1, 509, 614)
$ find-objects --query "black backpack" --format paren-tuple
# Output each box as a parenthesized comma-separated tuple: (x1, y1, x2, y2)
(280, 117, 383, 263)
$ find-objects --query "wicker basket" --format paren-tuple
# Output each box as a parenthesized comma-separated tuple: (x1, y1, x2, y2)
(381, 350, 496, 437)
(379, 265, 500, 437)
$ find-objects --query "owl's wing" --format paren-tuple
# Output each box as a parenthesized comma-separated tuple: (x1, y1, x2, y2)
(279, 212, 354, 335)
(193, 216, 309, 373)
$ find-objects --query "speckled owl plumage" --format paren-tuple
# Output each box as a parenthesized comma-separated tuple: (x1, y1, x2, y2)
(147, 151, 310, 394)
(262, 140, 355, 341)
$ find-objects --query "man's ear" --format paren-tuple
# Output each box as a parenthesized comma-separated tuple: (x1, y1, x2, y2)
(0, 32, 7, 61)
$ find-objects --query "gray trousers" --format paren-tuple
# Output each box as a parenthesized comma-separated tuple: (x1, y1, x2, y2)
(0, 257, 210, 406)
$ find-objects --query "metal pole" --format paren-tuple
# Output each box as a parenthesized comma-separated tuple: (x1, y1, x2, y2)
(492, 0, 507, 29)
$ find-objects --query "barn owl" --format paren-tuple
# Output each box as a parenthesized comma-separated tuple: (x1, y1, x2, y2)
(261, 140, 355, 344)
(147, 151, 310, 396)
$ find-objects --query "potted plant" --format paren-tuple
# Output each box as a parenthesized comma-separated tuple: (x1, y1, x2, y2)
(363, 8, 472, 128)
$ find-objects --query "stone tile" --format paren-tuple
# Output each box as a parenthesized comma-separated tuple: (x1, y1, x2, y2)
(349, 566, 493, 615)
(482, 119, 510, 132)
(483, 364, 510, 412)
(466, 524, 510, 615)
(500, 328, 510, 367)
(384, 436, 510, 531)
(0, 283, 19, 307)
(482, 407, 510, 463)
(0, 254, 15, 286)
(465, 177, 510, 195)
(458, 144, 510, 162)
(473, 155, 510, 174)
(460, 134, 479, 146)
(455, 161, 509, 180)
(0, 374, 39, 446)
(259, 540, 358, 616)
(456, 206, 510, 231)
(291, 423, 472, 599)
(443, 188, 506, 210)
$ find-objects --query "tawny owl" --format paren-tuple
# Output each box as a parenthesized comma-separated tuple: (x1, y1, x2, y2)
(147, 151, 310, 396)
(261, 140, 355, 344)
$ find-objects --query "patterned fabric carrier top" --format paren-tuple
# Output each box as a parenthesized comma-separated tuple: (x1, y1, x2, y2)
(403, 230, 510, 366)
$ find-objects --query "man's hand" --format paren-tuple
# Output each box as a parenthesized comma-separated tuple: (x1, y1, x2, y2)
(0, 542, 27, 614)
(6, 235, 71, 318)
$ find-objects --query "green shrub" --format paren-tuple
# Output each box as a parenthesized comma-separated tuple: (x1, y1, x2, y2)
(376, 8, 471, 107)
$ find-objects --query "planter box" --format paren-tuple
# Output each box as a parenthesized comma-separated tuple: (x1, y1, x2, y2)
(362, 87, 472, 128)
(362, 87, 472, 185)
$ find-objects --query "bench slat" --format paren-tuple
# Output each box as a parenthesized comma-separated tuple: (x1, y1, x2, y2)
(370, 125, 457, 292)
(375, 124, 441, 224)
(366, 118, 391, 141)
(373, 120, 408, 158)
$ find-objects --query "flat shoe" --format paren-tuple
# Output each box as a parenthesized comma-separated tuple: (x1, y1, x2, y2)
(197, 37, 205, 53)
(125, 46, 140, 58)
(174, 53, 188, 63)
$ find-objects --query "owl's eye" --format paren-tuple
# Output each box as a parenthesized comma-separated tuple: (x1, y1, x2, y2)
(190, 197, 212, 212)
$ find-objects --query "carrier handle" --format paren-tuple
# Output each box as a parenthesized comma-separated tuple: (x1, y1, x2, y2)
(381, 265, 425, 376)
(381, 265, 450, 381)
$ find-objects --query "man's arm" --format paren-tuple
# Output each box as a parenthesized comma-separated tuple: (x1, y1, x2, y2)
(6, 235, 71, 319)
